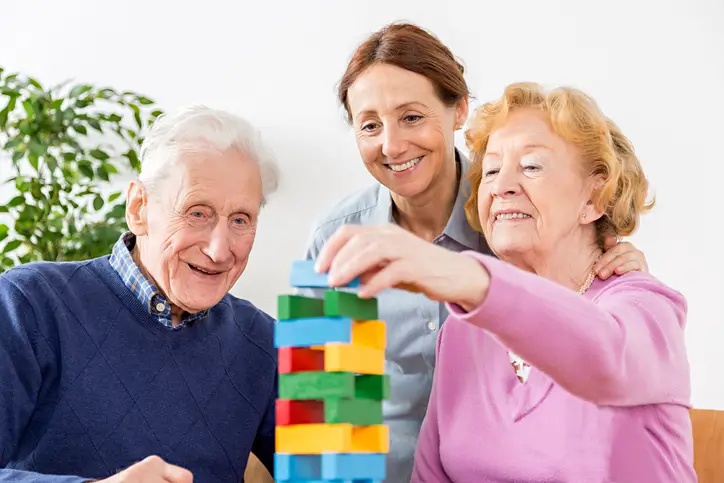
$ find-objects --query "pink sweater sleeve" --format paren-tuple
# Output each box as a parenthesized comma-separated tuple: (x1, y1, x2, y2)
(411, 322, 453, 483)
(447, 252, 691, 407)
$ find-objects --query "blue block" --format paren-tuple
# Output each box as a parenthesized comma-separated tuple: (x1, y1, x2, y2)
(277, 480, 381, 483)
(290, 259, 360, 288)
(275, 453, 386, 481)
(277, 479, 380, 483)
(274, 316, 352, 348)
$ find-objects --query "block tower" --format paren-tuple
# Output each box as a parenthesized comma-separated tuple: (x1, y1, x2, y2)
(273, 259, 389, 483)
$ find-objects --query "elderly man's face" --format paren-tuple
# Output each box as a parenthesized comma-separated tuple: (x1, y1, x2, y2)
(129, 148, 263, 314)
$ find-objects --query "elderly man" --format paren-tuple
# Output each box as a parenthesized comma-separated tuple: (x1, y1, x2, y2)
(0, 106, 280, 482)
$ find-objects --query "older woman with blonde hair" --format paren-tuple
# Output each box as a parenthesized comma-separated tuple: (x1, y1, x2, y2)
(304, 22, 651, 481)
(314, 82, 695, 482)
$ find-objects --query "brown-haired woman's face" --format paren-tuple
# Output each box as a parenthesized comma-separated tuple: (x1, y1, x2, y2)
(346, 63, 467, 199)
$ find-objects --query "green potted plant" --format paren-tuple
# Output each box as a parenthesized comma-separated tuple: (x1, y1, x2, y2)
(0, 66, 163, 272)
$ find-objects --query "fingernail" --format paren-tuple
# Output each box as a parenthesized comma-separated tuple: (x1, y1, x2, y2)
(600, 269, 609, 278)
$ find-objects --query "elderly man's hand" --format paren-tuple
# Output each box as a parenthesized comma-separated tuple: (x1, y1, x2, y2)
(315, 223, 490, 311)
(95, 455, 193, 483)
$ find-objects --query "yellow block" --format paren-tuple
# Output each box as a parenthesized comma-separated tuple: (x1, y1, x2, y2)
(276, 423, 389, 454)
(324, 343, 384, 374)
(352, 319, 386, 349)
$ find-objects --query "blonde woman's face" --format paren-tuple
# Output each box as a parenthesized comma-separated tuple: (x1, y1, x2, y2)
(476, 108, 600, 262)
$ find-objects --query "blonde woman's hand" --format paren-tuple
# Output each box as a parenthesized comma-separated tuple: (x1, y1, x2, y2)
(315, 223, 490, 311)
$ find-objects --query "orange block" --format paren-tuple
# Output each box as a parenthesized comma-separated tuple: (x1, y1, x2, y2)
(276, 423, 389, 454)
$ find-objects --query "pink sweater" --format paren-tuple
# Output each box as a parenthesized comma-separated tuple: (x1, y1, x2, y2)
(412, 253, 696, 482)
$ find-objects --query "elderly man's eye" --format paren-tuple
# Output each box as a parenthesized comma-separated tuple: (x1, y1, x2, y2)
(190, 212, 204, 218)
(233, 217, 248, 225)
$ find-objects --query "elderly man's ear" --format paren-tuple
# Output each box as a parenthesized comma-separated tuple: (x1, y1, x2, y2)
(125, 180, 149, 236)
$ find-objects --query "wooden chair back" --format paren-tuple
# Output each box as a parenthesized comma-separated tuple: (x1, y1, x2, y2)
(243, 452, 274, 483)
(691, 408, 724, 482)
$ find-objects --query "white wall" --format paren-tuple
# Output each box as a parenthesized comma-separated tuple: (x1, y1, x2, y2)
(2, 0, 722, 408)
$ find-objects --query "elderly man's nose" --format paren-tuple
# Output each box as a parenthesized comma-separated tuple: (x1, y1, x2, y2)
(203, 224, 233, 263)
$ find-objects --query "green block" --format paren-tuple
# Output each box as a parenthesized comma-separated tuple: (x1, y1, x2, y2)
(277, 294, 324, 320)
(278, 372, 389, 401)
(324, 290, 378, 320)
(325, 398, 383, 425)
(355, 373, 390, 400)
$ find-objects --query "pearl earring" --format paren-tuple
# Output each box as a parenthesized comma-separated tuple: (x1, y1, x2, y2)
(582, 213, 587, 219)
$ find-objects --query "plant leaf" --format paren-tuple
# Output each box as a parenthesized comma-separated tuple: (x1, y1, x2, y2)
(77, 160, 94, 178)
(2, 240, 22, 254)
(4, 139, 21, 150)
(28, 139, 45, 156)
(88, 119, 102, 131)
(7, 195, 24, 207)
(22, 99, 35, 119)
(90, 148, 109, 161)
(69, 84, 92, 98)
(93, 195, 104, 211)
(96, 165, 109, 181)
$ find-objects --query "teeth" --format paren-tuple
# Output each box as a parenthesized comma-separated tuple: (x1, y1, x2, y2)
(190, 264, 218, 275)
(388, 157, 422, 172)
(496, 213, 531, 221)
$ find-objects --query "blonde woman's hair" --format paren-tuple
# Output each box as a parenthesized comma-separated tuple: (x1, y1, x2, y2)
(464, 82, 654, 242)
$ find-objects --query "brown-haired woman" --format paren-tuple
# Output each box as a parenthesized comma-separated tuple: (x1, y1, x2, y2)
(302, 23, 649, 482)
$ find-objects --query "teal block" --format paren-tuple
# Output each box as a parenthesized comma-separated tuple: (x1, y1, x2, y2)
(275, 453, 385, 481)
(289, 259, 360, 288)
(274, 316, 352, 348)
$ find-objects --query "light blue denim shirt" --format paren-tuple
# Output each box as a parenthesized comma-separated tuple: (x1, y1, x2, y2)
(301, 150, 491, 482)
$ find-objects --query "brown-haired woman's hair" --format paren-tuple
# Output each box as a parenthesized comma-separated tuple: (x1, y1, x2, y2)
(464, 82, 654, 242)
(337, 22, 470, 123)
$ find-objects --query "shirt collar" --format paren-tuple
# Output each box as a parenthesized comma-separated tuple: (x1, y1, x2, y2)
(373, 149, 486, 251)
(109, 232, 207, 330)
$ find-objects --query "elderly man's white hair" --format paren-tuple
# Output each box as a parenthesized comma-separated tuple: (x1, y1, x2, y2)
(137, 105, 280, 206)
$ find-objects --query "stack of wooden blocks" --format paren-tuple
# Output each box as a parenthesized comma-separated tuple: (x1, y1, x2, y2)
(273, 260, 389, 483)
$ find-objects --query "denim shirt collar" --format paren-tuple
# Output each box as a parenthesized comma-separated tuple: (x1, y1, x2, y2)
(373, 149, 486, 252)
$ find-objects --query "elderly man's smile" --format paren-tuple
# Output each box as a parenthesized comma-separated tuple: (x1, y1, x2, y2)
(187, 262, 224, 277)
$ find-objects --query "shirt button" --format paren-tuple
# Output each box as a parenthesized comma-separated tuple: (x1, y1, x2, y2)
(427, 320, 438, 331)
(155, 302, 165, 312)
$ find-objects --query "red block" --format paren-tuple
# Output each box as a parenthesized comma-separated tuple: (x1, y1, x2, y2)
(278, 347, 324, 373)
(276, 399, 324, 425)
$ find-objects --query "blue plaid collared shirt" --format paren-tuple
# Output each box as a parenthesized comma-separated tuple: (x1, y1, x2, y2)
(109, 232, 208, 330)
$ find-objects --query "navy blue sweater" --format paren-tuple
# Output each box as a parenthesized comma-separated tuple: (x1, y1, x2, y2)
(0, 257, 277, 482)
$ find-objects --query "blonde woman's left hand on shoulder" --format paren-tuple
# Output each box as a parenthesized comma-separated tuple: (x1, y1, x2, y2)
(315, 223, 490, 311)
